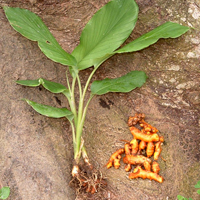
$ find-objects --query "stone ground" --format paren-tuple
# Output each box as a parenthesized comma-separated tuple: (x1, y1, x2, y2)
(0, 0, 199, 199)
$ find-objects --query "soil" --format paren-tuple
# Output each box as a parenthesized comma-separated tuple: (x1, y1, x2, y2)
(0, 0, 199, 199)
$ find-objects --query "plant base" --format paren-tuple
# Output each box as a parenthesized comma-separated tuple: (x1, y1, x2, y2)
(70, 162, 107, 199)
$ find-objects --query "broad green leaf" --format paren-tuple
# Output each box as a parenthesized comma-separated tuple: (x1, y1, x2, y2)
(16, 79, 40, 87)
(0, 187, 10, 199)
(3, 7, 77, 66)
(194, 180, 200, 188)
(188, 198, 193, 200)
(23, 99, 74, 121)
(91, 71, 147, 95)
(116, 22, 190, 53)
(72, 0, 138, 70)
(197, 189, 200, 195)
(16, 78, 68, 94)
(93, 53, 114, 68)
(39, 79, 67, 93)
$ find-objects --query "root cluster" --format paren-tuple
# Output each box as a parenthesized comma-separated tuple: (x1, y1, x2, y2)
(106, 113, 164, 183)
(71, 164, 107, 196)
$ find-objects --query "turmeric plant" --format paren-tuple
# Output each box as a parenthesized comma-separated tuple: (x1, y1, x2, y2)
(4, 0, 189, 193)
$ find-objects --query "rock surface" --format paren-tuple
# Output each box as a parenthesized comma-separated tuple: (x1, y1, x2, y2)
(0, 0, 199, 199)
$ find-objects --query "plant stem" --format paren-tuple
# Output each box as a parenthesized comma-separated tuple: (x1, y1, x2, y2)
(71, 76, 78, 125)
(82, 144, 93, 168)
(74, 94, 94, 159)
(69, 120, 76, 154)
(77, 74, 83, 130)
(80, 94, 94, 129)
(74, 67, 98, 160)
(66, 70, 72, 94)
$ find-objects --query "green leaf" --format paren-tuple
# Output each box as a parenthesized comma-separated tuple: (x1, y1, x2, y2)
(197, 189, 200, 195)
(93, 53, 114, 68)
(3, 6, 77, 66)
(0, 187, 10, 199)
(23, 99, 74, 121)
(72, 0, 138, 70)
(116, 22, 190, 53)
(16, 79, 40, 87)
(16, 78, 68, 94)
(194, 180, 200, 188)
(39, 79, 67, 93)
(91, 71, 147, 95)
(177, 195, 188, 200)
